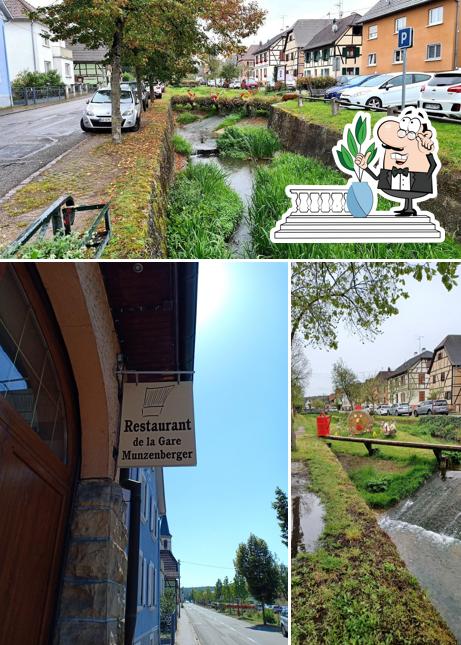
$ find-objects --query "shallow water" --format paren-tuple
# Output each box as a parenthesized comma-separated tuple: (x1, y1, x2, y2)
(292, 461, 325, 556)
(177, 116, 259, 257)
(380, 472, 461, 642)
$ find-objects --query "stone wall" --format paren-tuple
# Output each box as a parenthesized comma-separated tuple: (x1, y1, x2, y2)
(54, 479, 128, 645)
(269, 105, 461, 239)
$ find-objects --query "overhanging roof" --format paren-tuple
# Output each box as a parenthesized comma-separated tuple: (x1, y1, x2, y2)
(304, 14, 361, 50)
(361, 0, 433, 23)
(429, 335, 461, 371)
(100, 262, 197, 379)
(390, 350, 433, 378)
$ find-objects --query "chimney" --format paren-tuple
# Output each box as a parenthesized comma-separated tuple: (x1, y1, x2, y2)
(387, 367, 391, 371)
(422, 347, 426, 351)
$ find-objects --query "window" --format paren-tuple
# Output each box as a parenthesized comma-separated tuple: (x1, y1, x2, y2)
(428, 6, 443, 25)
(433, 374, 437, 383)
(148, 563, 156, 607)
(65, 63, 71, 77)
(44, 61, 51, 72)
(43, 35, 50, 47)
(368, 53, 377, 66)
(438, 351, 443, 360)
(445, 391, 451, 401)
(368, 25, 378, 39)
(141, 473, 148, 523)
(263, 68, 267, 77)
(419, 391, 425, 402)
(418, 373, 425, 385)
(142, 557, 148, 606)
(0, 268, 68, 462)
(150, 497, 158, 538)
(441, 372, 446, 382)
(395, 17, 407, 32)
(264, 53, 267, 62)
(138, 550, 143, 608)
(427, 43, 442, 60)
(393, 49, 403, 64)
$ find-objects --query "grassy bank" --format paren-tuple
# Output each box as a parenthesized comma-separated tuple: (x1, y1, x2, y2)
(166, 162, 243, 258)
(248, 152, 461, 258)
(292, 419, 456, 645)
(297, 413, 459, 508)
(217, 126, 280, 160)
(280, 100, 461, 171)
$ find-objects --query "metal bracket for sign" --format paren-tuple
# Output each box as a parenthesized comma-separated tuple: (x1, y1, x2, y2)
(116, 369, 195, 386)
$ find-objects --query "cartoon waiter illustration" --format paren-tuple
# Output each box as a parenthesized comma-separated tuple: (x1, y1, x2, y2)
(355, 107, 440, 217)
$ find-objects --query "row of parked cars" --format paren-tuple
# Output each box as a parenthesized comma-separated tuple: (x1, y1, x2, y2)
(80, 80, 165, 133)
(325, 70, 461, 119)
(374, 400, 450, 416)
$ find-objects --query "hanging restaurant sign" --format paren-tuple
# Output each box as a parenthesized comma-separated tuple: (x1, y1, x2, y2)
(118, 381, 197, 467)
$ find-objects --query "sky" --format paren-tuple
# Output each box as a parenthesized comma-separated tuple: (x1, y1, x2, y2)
(164, 261, 289, 588)
(304, 267, 461, 397)
(244, 0, 376, 46)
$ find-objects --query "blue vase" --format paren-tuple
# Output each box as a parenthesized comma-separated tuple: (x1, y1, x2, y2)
(347, 182, 373, 218)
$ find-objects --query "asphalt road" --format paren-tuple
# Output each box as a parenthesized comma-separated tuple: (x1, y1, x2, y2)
(0, 97, 89, 198)
(183, 603, 287, 645)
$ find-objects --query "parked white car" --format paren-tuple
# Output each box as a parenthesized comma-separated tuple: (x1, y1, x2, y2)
(419, 70, 461, 119)
(81, 87, 142, 132)
(228, 80, 241, 89)
(341, 73, 433, 109)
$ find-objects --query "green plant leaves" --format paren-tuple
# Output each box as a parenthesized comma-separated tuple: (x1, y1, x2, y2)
(337, 145, 355, 171)
(346, 127, 358, 158)
(365, 141, 377, 164)
(355, 115, 367, 145)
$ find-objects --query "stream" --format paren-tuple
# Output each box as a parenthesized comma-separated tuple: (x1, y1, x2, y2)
(176, 116, 257, 257)
(379, 472, 461, 642)
(291, 461, 325, 557)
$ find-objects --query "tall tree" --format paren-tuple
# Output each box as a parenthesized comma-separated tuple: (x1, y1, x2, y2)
(278, 563, 288, 599)
(292, 335, 311, 412)
(215, 578, 223, 601)
(272, 487, 288, 547)
(332, 360, 360, 408)
(232, 573, 248, 602)
(235, 534, 279, 624)
(291, 263, 458, 349)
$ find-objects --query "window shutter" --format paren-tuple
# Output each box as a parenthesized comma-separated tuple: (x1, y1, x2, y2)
(355, 46, 360, 57)
(342, 47, 347, 57)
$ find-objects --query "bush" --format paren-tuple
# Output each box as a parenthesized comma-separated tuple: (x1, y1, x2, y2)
(418, 416, 461, 442)
(8, 232, 87, 259)
(176, 112, 200, 125)
(122, 71, 135, 81)
(263, 609, 277, 625)
(170, 94, 277, 115)
(217, 126, 280, 160)
(167, 162, 244, 258)
(12, 69, 64, 90)
(297, 75, 337, 90)
(281, 93, 298, 102)
(172, 134, 193, 156)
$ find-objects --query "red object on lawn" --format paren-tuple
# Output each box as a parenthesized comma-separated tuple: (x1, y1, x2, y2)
(317, 415, 331, 437)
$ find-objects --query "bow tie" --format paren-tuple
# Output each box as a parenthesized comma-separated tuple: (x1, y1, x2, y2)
(391, 167, 409, 177)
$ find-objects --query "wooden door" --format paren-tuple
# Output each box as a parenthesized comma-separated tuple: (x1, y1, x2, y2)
(0, 265, 78, 645)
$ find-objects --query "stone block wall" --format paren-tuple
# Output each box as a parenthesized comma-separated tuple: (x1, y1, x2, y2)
(54, 479, 128, 645)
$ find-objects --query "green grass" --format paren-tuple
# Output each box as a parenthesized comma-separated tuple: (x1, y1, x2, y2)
(2, 232, 88, 259)
(172, 133, 193, 156)
(291, 417, 456, 645)
(214, 112, 244, 130)
(176, 112, 201, 125)
(280, 100, 461, 171)
(166, 162, 243, 258)
(217, 126, 280, 160)
(248, 151, 461, 258)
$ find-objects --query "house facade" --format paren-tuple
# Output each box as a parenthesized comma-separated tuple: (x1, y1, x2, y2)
(361, 0, 461, 74)
(387, 350, 433, 405)
(278, 19, 330, 84)
(428, 335, 461, 411)
(0, 262, 198, 645)
(0, 1, 12, 106)
(3, 0, 74, 85)
(254, 32, 288, 86)
(71, 42, 108, 87)
(237, 44, 258, 81)
(303, 14, 363, 78)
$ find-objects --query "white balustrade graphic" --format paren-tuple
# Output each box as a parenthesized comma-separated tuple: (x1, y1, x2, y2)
(270, 184, 445, 243)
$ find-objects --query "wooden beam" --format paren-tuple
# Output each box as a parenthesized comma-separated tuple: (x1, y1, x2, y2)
(320, 435, 461, 453)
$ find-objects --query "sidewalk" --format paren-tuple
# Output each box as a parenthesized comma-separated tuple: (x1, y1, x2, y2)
(175, 607, 199, 645)
(0, 93, 90, 117)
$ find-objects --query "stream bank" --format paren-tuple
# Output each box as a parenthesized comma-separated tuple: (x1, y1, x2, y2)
(291, 461, 324, 558)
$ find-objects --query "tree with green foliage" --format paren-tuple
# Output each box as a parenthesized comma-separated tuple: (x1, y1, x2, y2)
(215, 578, 223, 601)
(291, 263, 458, 349)
(235, 534, 279, 624)
(278, 563, 288, 599)
(231, 572, 248, 602)
(272, 487, 288, 547)
(222, 576, 232, 603)
(332, 360, 360, 409)
(221, 60, 239, 82)
(12, 69, 64, 90)
(291, 335, 311, 413)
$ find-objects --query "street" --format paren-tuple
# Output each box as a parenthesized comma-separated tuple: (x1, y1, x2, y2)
(179, 603, 286, 645)
(0, 97, 89, 198)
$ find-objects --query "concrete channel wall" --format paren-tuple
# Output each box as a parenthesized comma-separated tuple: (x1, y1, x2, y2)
(269, 105, 461, 239)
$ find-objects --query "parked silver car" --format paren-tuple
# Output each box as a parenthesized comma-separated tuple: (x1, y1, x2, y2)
(389, 403, 411, 416)
(81, 88, 142, 132)
(414, 399, 449, 416)
(376, 404, 391, 416)
(419, 71, 461, 119)
(120, 80, 150, 109)
(280, 607, 288, 637)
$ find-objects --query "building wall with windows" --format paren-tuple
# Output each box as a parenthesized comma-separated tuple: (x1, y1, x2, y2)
(428, 337, 461, 412)
(0, 5, 11, 106)
(361, 0, 460, 74)
(304, 27, 362, 78)
(387, 352, 433, 406)
(4, 20, 53, 82)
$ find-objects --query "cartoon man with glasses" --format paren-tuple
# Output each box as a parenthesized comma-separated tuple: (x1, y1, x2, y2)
(355, 108, 440, 217)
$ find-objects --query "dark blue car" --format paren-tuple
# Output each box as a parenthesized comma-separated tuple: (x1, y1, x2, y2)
(325, 75, 374, 100)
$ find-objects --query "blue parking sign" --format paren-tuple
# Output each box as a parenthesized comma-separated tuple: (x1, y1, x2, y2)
(398, 27, 413, 49)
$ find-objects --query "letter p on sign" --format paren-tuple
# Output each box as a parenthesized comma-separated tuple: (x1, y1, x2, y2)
(398, 27, 413, 49)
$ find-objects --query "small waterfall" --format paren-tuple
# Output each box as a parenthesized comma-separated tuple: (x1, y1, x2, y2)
(380, 473, 461, 642)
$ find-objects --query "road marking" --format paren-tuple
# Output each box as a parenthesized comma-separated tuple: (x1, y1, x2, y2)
(247, 638, 257, 643)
